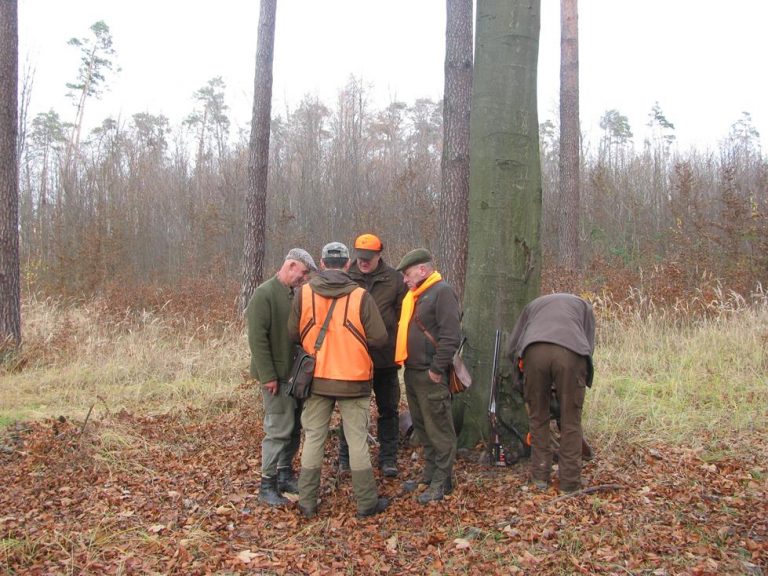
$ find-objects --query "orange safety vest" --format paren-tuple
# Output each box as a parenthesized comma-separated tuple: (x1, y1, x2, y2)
(299, 284, 373, 382)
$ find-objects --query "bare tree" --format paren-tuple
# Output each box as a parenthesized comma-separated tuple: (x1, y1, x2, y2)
(241, 0, 277, 311)
(0, 0, 21, 358)
(558, 0, 580, 271)
(438, 0, 473, 301)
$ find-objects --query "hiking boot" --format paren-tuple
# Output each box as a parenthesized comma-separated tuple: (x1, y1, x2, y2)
(417, 482, 445, 504)
(259, 475, 290, 507)
(403, 476, 430, 493)
(356, 497, 389, 518)
(277, 467, 299, 495)
(380, 461, 398, 478)
(530, 479, 549, 491)
(298, 503, 317, 519)
(559, 480, 583, 494)
(444, 476, 454, 495)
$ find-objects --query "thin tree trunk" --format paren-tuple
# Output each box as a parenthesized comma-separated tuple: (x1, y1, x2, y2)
(460, 0, 542, 449)
(558, 0, 580, 271)
(0, 0, 21, 356)
(241, 0, 276, 312)
(438, 0, 473, 302)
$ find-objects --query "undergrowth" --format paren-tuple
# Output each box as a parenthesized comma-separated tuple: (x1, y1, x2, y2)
(1, 274, 766, 453)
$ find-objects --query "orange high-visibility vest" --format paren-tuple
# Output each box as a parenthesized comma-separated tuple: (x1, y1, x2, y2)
(299, 284, 373, 382)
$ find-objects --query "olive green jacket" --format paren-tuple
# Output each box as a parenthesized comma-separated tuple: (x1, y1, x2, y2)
(246, 275, 294, 384)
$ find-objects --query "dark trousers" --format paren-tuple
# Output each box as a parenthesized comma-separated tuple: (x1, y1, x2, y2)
(404, 367, 456, 486)
(340, 367, 401, 465)
(523, 343, 587, 490)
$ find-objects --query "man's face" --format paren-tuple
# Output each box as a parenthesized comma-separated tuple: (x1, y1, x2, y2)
(356, 253, 381, 274)
(402, 264, 427, 291)
(288, 261, 312, 288)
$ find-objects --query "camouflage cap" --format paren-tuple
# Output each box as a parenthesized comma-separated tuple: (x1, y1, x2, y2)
(321, 241, 350, 261)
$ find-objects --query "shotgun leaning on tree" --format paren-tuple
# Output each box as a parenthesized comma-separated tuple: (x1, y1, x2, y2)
(488, 329, 529, 465)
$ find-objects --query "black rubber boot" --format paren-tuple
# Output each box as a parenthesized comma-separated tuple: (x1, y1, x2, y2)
(259, 475, 290, 507)
(277, 467, 299, 495)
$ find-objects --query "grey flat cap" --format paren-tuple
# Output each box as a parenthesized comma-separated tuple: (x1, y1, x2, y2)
(285, 248, 317, 272)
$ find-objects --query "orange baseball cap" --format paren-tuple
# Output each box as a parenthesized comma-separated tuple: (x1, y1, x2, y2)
(354, 233, 383, 258)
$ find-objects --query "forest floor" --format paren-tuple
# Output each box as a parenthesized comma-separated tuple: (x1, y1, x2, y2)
(2, 392, 766, 575)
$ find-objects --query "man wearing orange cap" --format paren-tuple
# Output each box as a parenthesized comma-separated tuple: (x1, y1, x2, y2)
(338, 234, 407, 478)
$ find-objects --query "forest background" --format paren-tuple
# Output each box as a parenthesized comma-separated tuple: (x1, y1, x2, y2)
(14, 22, 768, 300)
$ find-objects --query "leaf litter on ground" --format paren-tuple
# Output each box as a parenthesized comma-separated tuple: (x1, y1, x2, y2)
(1, 405, 766, 575)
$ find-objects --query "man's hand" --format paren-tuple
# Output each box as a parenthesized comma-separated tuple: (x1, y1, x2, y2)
(428, 370, 442, 384)
(264, 380, 279, 396)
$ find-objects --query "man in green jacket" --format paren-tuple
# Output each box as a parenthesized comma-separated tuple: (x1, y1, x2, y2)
(395, 248, 462, 504)
(246, 248, 317, 506)
(338, 233, 407, 477)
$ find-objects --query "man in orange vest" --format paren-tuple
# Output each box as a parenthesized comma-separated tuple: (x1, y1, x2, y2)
(289, 242, 390, 518)
(395, 248, 462, 504)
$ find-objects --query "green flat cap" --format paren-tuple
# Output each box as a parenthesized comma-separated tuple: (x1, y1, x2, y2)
(396, 248, 432, 272)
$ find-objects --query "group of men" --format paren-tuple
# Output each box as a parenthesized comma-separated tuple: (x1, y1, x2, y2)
(246, 233, 596, 517)
(246, 235, 462, 518)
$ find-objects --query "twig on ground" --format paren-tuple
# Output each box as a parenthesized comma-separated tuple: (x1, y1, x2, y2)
(545, 483, 622, 505)
(76, 404, 95, 445)
(96, 395, 111, 416)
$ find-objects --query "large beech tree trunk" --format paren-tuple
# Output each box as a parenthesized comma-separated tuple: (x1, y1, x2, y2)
(458, 0, 542, 450)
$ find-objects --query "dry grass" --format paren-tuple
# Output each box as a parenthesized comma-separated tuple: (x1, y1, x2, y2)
(586, 283, 768, 451)
(2, 285, 767, 453)
(0, 294, 250, 425)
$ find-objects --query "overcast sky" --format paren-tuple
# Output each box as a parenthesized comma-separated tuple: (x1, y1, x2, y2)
(17, 0, 768, 151)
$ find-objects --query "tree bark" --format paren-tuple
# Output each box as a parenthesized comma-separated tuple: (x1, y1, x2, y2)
(0, 0, 21, 357)
(438, 0, 473, 302)
(459, 0, 542, 450)
(558, 0, 580, 271)
(241, 0, 276, 312)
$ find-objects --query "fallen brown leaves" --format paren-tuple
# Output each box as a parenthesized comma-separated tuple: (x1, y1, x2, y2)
(1, 407, 766, 575)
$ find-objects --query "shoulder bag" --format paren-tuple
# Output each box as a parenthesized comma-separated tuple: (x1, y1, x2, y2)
(414, 313, 472, 395)
(288, 296, 338, 399)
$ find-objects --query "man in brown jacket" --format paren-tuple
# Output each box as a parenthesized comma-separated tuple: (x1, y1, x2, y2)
(506, 293, 595, 493)
(338, 233, 407, 477)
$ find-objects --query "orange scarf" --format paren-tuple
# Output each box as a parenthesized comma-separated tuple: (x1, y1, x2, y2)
(395, 271, 442, 365)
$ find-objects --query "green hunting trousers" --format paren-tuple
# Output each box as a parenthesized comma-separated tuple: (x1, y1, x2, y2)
(404, 368, 456, 487)
(260, 381, 301, 477)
